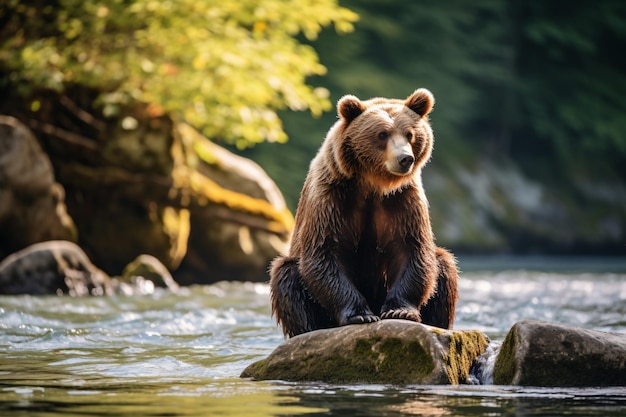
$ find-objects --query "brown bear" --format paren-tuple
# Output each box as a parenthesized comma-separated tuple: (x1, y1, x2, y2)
(270, 88, 458, 337)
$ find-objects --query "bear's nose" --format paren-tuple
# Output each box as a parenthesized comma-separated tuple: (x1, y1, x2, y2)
(397, 153, 415, 171)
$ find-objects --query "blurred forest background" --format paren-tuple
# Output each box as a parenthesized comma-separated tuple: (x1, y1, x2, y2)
(243, 0, 626, 255)
(0, 0, 624, 286)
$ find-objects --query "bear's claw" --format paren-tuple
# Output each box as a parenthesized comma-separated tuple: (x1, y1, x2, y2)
(345, 314, 380, 325)
(380, 309, 420, 322)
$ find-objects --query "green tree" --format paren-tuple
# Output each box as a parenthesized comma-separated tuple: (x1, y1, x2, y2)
(0, 0, 357, 148)
(510, 0, 626, 179)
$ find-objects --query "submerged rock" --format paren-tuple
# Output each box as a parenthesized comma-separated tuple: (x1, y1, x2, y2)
(120, 254, 179, 291)
(241, 320, 489, 385)
(493, 320, 626, 387)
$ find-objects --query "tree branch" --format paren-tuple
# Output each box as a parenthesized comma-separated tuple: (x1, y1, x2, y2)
(28, 119, 99, 151)
(59, 95, 107, 132)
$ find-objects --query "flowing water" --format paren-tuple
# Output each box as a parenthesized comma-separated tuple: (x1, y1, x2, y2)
(1, 257, 625, 416)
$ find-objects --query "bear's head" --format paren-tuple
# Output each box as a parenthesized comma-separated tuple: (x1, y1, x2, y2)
(333, 88, 435, 195)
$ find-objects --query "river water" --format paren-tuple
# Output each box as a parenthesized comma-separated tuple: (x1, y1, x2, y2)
(1, 257, 625, 416)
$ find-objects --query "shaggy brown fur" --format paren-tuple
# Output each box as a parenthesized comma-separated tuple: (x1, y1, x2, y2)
(270, 89, 459, 337)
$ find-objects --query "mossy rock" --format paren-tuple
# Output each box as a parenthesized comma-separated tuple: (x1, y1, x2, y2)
(241, 320, 488, 385)
(493, 320, 626, 386)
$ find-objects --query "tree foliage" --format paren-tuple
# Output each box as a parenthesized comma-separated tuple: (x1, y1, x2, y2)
(0, 0, 357, 148)
(512, 1, 626, 169)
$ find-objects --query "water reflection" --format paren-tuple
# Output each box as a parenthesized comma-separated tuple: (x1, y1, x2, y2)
(1, 379, 326, 416)
(280, 384, 626, 417)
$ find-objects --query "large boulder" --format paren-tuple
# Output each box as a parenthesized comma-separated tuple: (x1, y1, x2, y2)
(0, 116, 76, 260)
(173, 124, 292, 284)
(493, 320, 626, 386)
(241, 320, 489, 385)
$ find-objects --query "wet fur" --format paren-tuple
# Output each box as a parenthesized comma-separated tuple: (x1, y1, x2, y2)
(270, 89, 459, 337)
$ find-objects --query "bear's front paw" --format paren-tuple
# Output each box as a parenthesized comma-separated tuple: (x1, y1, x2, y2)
(344, 314, 380, 325)
(380, 308, 420, 322)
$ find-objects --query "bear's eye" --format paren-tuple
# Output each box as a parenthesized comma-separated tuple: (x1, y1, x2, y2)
(406, 132, 413, 141)
(377, 131, 388, 141)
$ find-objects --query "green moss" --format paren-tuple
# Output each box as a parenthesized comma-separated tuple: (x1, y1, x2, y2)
(332, 337, 435, 384)
(245, 329, 493, 385)
(354, 337, 377, 356)
(240, 359, 268, 379)
(377, 338, 435, 384)
(243, 336, 438, 384)
(445, 330, 489, 384)
(493, 328, 517, 385)
(303, 337, 380, 383)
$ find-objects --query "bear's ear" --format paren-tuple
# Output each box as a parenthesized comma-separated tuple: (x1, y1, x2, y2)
(405, 88, 435, 117)
(337, 95, 366, 123)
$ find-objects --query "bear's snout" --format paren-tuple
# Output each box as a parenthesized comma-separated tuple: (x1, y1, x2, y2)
(385, 136, 415, 175)
(397, 153, 415, 172)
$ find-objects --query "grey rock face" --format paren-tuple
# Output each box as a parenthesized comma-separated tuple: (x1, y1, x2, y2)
(493, 320, 626, 386)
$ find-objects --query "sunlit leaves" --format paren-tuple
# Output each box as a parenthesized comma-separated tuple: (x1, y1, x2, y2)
(0, 0, 358, 147)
